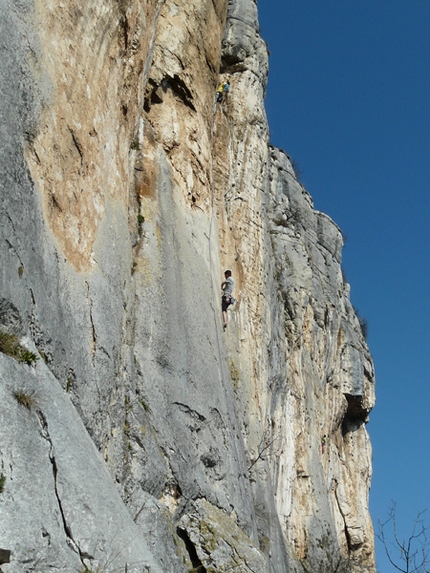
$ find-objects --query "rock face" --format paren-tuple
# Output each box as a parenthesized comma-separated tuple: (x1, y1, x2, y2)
(0, 0, 375, 572)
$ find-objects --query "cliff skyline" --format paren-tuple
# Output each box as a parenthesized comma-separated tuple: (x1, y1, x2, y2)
(0, 1, 376, 571)
(259, 4, 430, 573)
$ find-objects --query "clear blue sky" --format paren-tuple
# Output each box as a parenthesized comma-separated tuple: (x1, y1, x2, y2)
(258, 2, 430, 571)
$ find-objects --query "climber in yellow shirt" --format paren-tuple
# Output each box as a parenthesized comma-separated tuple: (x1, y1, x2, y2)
(216, 80, 230, 103)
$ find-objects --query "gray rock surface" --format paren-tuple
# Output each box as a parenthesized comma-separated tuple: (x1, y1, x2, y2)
(0, 0, 375, 572)
(0, 350, 164, 572)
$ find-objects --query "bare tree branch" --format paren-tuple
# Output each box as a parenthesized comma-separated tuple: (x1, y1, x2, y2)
(247, 431, 280, 472)
(376, 502, 430, 573)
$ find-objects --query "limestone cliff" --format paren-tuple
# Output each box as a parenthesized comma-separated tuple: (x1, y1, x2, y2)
(0, 1, 375, 572)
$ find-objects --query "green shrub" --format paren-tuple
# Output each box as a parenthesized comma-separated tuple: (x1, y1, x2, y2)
(358, 316, 368, 340)
(290, 157, 303, 182)
(13, 390, 37, 410)
(17, 347, 39, 364)
(137, 214, 145, 236)
(139, 399, 149, 411)
(0, 331, 39, 364)
(0, 331, 20, 357)
(353, 306, 368, 340)
(229, 358, 240, 390)
(0, 474, 5, 494)
(130, 137, 140, 150)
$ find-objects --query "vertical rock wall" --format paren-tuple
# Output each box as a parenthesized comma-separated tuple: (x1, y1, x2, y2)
(0, 0, 375, 572)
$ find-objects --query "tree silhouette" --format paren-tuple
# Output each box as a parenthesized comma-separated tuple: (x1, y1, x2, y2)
(377, 502, 429, 573)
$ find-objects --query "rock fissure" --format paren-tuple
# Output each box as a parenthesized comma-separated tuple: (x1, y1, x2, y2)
(68, 127, 84, 169)
(1, 0, 375, 570)
(173, 402, 207, 422)
(5, 241, 23, 279)
(233, 544, 259, 573)
(35, 409, 93, 565)
(176, 527, 207, 573)
(84, 281, 96, 359)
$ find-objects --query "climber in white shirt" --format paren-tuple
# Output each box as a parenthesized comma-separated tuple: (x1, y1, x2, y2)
(221, 270, 235, 329)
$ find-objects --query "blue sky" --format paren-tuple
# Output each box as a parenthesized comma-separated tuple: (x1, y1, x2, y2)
(258, 2, 430, 571)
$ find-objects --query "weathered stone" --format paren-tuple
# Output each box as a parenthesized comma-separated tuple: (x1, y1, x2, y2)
(178, 498, 268, 572)
(0, 0, 375, 572)
(222, 0, 269, 86)
(0, 350, 163, 573)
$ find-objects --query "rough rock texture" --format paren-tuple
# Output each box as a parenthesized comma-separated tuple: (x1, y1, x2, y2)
(0, 0, 375, 572)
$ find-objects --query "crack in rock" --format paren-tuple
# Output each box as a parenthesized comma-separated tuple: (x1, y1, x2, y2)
(176, 527, 207, 573)
(35, 409, 94, 565)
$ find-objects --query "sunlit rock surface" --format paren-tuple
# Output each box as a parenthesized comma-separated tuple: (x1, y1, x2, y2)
(0, 0, 375, 571)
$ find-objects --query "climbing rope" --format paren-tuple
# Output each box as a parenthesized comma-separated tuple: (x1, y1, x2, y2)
(208, 98, 224, 375)
(207, 89, 252, 507)
(208, 92, 233, 368)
